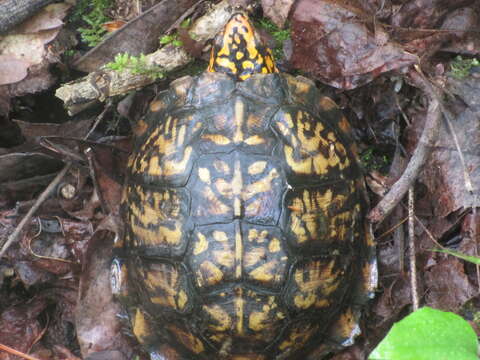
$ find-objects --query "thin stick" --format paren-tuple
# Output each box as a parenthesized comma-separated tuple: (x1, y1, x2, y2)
(368, 68, 442, 224)
(408, 186, 419, 310)
(0, 163, 72, 258)
(1, 94, 110, 258)
(0, 342, 41, 360)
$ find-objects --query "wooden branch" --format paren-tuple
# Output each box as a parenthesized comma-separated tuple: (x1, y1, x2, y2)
(0, 0, 55, 34)
(56, 0, 234, 115)
(368, 68, 442, 224)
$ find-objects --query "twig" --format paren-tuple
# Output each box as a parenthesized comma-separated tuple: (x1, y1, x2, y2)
(368, 67, 442, 224)
(55, 0, 234, 115)
(0, 163, 72, 258)
(408, 186, 419, 310)
(0, 97, 111, 259)
(0, 341, 41, 359)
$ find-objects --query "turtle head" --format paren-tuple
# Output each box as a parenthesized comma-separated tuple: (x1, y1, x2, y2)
(207, 12, 278, 81)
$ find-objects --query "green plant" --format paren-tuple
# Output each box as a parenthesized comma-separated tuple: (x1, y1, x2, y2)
(360, 148, 390, 171)
(77, 0, 113, 47)
(256, 19, 290, 60)
(369, 307, 478, 360)
(159, 33, 183, 47)
(450, 56, 479, 79)
(106, 53, 165, 80)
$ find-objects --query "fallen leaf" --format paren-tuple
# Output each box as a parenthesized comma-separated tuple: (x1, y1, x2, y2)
(290, 0, 418, 89)
(261, 0, 295, 27)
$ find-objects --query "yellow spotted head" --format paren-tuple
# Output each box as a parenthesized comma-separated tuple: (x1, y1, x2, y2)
(207, 13, 278, 81)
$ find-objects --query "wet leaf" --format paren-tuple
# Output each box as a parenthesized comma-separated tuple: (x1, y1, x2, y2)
(261, 0, 295, 27)
(290, 0, 418, 89)
(416, 74, 480, 217)
(0, 296, 49, 358)
(369, 307, 478, 360)
(76, 232, 134, 359)
(424, 257, 476, 311)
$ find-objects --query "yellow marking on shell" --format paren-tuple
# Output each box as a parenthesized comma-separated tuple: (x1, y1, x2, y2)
(213, 231, 228, 242)
(198, 167, 211, 184)
(284, 113, 294, 128)
(278, 324, 317, 352)
(265, 53, 275, 71)
(149, 100, 165, 112)
(203, 304, 232, 331)
(236, 51, 244, 60)
(284, 146, 328, 175)
(168, 325, 205, 354)
(248, 161, 267, 175)
(244, 246, 265, 267)
(292, 259, 342, 309)
(133, 308, 149, 342)
(232, 356, 266, 360)
(202, 133, 231, 145)
(215, 178, 233, 198)
(207, 47, 215, 71)
(177, 124, 186, 145)
(130, 222, 182, 247)
(234, 287, 244, 335)
(177, 290, 188, 310)
(193, 232, 208, 255)
(242, 60, 254, 69)
(268, 238, 281, 252)
(232, 160, 243, 217)
(235, 222, 243, 279)
(133, 119, 148, 136)
(249, 261, 278, 283)
(245, 198, 262, 215)
(294, 293, 316, 309)
(247, 113, 261, 128)
(240, 73, 251, 81)
(216, 57, 237, 74)
(164, 116, 172, 134)
(198, 261, 223, 286)
(234, 98, 245, 143)
(213, 160, 230, 174)
(335, 307, 357, 338)
(319, 96, 338, 111)
(244, 135, 265, 145)
(244, 168, 278, 197)
(214, 249, 234, 268)
(249, 310, 268, 332)
(200, 186, 230, 216)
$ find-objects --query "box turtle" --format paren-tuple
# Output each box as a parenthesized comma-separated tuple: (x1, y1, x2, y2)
(111, 12, 377, 360)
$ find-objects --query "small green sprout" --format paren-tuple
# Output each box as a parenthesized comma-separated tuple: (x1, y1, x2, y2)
(159, 33, 183, 47)
(256, 19, 290, 60)
(106, 53, 165, 80)
(76, 0, 113, 47)
(449, 56, 479, 79)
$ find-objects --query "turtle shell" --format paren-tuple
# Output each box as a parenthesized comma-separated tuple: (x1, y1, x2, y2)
(112, 71, 377, 359)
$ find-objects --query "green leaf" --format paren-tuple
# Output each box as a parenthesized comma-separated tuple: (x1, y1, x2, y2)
(160, 34, 174, 44)
(433, 248, 480, 265)
(369, 307, 478, 360)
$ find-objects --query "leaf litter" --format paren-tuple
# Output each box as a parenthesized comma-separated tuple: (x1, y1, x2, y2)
(1, 0, 480, 359)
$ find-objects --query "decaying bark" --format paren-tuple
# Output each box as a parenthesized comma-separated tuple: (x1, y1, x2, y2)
(56, 0, 235, 115)
(0, 0, 55, 34)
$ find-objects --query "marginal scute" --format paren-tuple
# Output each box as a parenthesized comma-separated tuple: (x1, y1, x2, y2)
(285, 257, 352, 312)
